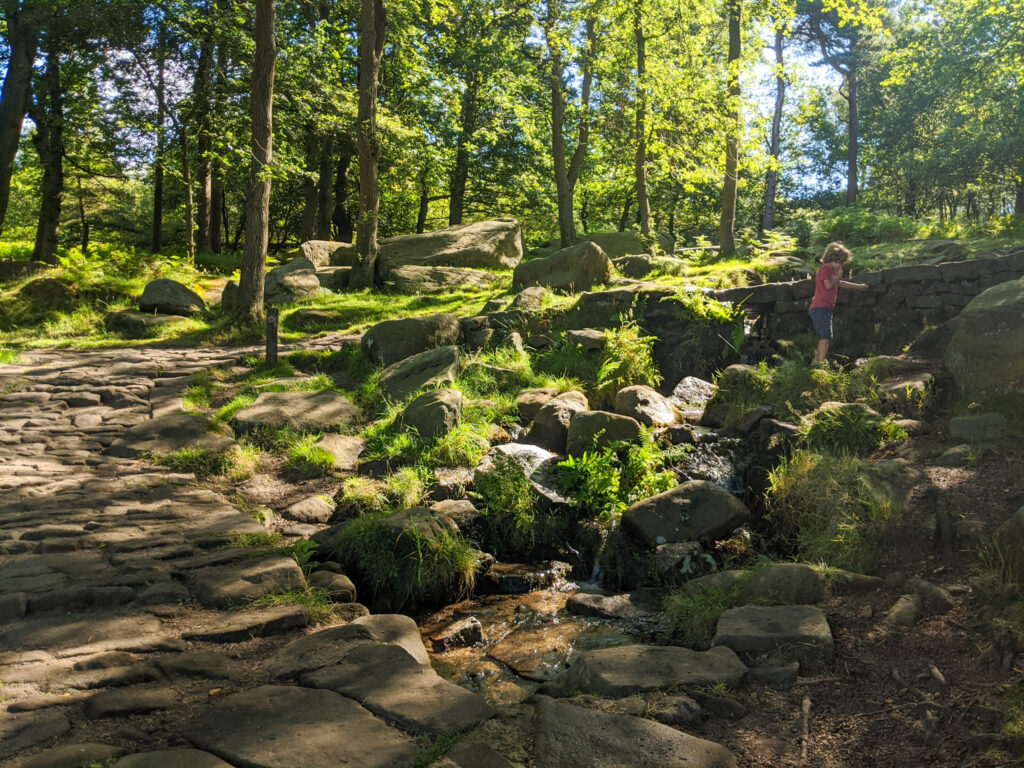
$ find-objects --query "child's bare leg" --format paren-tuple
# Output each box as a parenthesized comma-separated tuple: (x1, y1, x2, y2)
(813, 338, 830, 364)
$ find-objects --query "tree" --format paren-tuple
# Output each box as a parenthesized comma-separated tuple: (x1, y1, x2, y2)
(762, 22, 785, 231)
(349, 0, 387, 288)
(233, 0, 276, 324)
(718, 0, 741, 256)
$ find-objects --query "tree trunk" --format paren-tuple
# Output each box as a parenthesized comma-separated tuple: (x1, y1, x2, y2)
(350, 0, 387, 289)
(315, 137, 334, 239)
(332, 149, 353, 242)
(1015, 161, 1024, 216)
(31, 49, 64, 265)
(234, 0, 276, 323)
(195, 39, 214, 254)
(448, 74, 477, 226)
(619, 191, 633, 232)
(0, 6, 39, 236)
(634, 0, 651, 239)
(152, 23, 166, 254)
(76, 176, 88, 257)
(299, 130, 319, 242)
(417, 163, 430, 234)
(180, 128, 195, 260)
(210, 167, 224, 252)
(846, 63, 858, 206)
(762, 27, 784, 232)
(718, 0, 741, 257)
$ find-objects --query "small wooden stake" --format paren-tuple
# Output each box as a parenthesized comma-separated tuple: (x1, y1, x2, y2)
(265, 307, 279, 367)
(800, 696, 812, 763)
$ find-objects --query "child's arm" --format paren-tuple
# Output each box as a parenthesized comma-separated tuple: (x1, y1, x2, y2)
(839, 279, 869, 291)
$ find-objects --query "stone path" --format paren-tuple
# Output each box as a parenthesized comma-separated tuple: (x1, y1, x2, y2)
(0, 343, 747, 768)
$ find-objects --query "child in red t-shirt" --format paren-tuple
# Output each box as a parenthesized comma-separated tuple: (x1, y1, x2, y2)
(809, 242, 868, 364)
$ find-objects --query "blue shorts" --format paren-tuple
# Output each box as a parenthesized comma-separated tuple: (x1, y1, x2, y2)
(809, 307, 833, 339)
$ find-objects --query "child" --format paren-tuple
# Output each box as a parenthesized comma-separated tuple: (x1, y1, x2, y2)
(809, 242, 868, 364)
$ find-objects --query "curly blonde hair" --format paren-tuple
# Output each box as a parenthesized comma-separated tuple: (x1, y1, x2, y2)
(821, 241, 851, 265)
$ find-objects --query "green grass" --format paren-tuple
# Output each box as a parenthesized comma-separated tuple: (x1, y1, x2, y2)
(473, 451, 554, 555)
(252, 587, 336, 625)
(150, 444, 261, 481)
(284, 435, 336, 477)
(664, 573, 752, 649)
(412, 733, 466, 768)
(182, 370, 215, 411)
(801, 402, 907, 456)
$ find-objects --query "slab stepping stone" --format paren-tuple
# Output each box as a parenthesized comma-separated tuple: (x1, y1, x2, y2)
(532, 695, 737, 768)
(155, 651, 242, 680)
(19, 742, 125, 768)
(301, 642, 495, 735)
(284, 495, 335, 524)
(83, 685, 177, 719)
(233, 390, 361, 433)
(0, 710, 71, 760)
(540, 645, 747, 698)
(182, 604, 309, 643)
(189, 555, 307, 608)
(186, 685, 418, 768)
(317, 434, 364, 471)
(1, 613, 162, 652)
(377, 345, 461, 401)
(114, 749, 234, 768)
(713, 604, 834, 672)
(737, 563, 826, 605)
(266, 623, 377, 679)
(62, 663, 160, 690)
(106, 413, 237, 459)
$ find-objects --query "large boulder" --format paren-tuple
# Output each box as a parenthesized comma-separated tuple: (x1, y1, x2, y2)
(377, 218, 524, 274)
(290, 240, 351, 268)
(139, 279, 205, 315)
(475, 442, 567, 506)
(566, 411, 644, 458)
(17, 277, 78, 310)
(944, 275, 1024, 412)
(0, 259, 49, 282)
(513, 242, 613, 293)
(386, 265, 502, 293)
(264, 258, 322, 305)
(581, 230, 674, 259)
(377, 345, 461, 401)
(401, 388, 463, 439)
(524, 391, 589, 453)
(220, 280, 239, 315)
(615, 385, 677, 426)
(620, 480, 751, 547)
(362, 313, 461, 366)
(233, 391, 361, 433)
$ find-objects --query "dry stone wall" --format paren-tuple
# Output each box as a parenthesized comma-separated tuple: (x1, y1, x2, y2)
(712, 251, 1024, 358)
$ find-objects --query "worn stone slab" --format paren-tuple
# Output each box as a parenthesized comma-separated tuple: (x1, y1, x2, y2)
(186, 685, 418, 768)
(540, 645, 747, 698)
(18, 742, 125, 768)
(713, 604, 834, 671)
(83, 685, 176, 719)
(233, 390, 361, 433)
(0, 614, 162, 652)
(0, 710, 71, 760)
(189, 555, 306, 608)
(155, 652, 242, 680)
(266, 623, 376, 678)
(114, 749, 235, 768)
(532, 695, 736, 768)
(316, 434, 364, 471)
(566, 592, 655, 621)
(105, 413, 236, 459)
(182, 604, 309, 643)
(284, 495, 335, 524)
(301, 642, 494, 735)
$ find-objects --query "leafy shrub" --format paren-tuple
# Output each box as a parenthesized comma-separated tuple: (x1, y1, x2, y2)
(423, 422, 492, 467)
(336, 476, 390, 517)
(474, 452, 548, 554)
(592, 322, 662, 408)
(801, 403, 907, 456)
(664, 574, 751, 649)
(331, 516, 479, 610)
(767, 450, 907, 572)
(815, 206, 916, 247)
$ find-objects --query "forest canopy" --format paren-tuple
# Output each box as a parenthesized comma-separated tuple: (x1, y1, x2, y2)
(0, 0, 1021, 265)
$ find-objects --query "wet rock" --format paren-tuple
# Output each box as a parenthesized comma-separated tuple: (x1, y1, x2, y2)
(139, 279, 205, 315)
(284, 495, 335, 524)
(516, 387, 558, 423)
(620, 480, 751, 547)
(185, 685, 418, 768)
(566, 592, 654, 620)
(513, 241, 614, 293)
(541, 645, 747, 698)
(430, 616, 483, 651)
(479, 562, 571, 594)
(309, 571, 357, 602)
(378, 345, 461, 401)
(114, 748, 234, 768)
(525, 390, 589, 453)
(713, 604, 834, 672)
(362, 313, 461, 366)
(531, 695, 737, 768)
(654, 541, 702, 582)
(615, 385, 677, 426)
(233, 390, 361, 433)
(301, 643, 495, 735)
(105, 413, 236, 460)
(402, 388, 463, 439)
(566, 410, 644, 458)
(182, 604, 309, 642)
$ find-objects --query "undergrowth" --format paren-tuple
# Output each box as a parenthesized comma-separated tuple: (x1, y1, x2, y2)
(664, 572, 753, 649)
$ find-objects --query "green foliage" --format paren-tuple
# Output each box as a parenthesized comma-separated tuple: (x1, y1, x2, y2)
(288, 345, 377, 383)
(474, 452, 546, 555)
(412, 733, 465, 768)
(801, 405, 907, 456)
(422, 422, 493, 467)
(252, 587, 335, 625)
(592, 323, 662, 409)
(336, 477, 391, 518)
(556, 438, 675, 520)
(332, 516, 479, 611)
(672, 289, 742, 325)
(214, 393, 257, 423)
(767, 451, 904, 573)
(284, 435, 336, 477)
(182, 370, 215, 411)
(815, 207, 917, 247)
(664, 574, 751, 649)
(152, 446, 259, 481)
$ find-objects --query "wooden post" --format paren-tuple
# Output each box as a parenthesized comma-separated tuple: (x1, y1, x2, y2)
(266, 307, 279, 366)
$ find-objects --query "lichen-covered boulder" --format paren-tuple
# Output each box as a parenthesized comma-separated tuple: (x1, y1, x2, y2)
(524, 391, 589, 453)
(139, 279, 205, 315)
(615, 385, 677, 426)
(264, 258, 321, 305)
(386, 265, 501, 293)
(377, 218, 524, 273)
(566, 411, 644, 458)
(362, 313, 461, 366)
(512, 241, 613, 293)
(620, 480, 751, 547)
(401, 388, 463, 439)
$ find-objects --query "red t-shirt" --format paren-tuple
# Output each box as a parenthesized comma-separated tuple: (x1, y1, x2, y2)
(810, 263, 841, 310)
